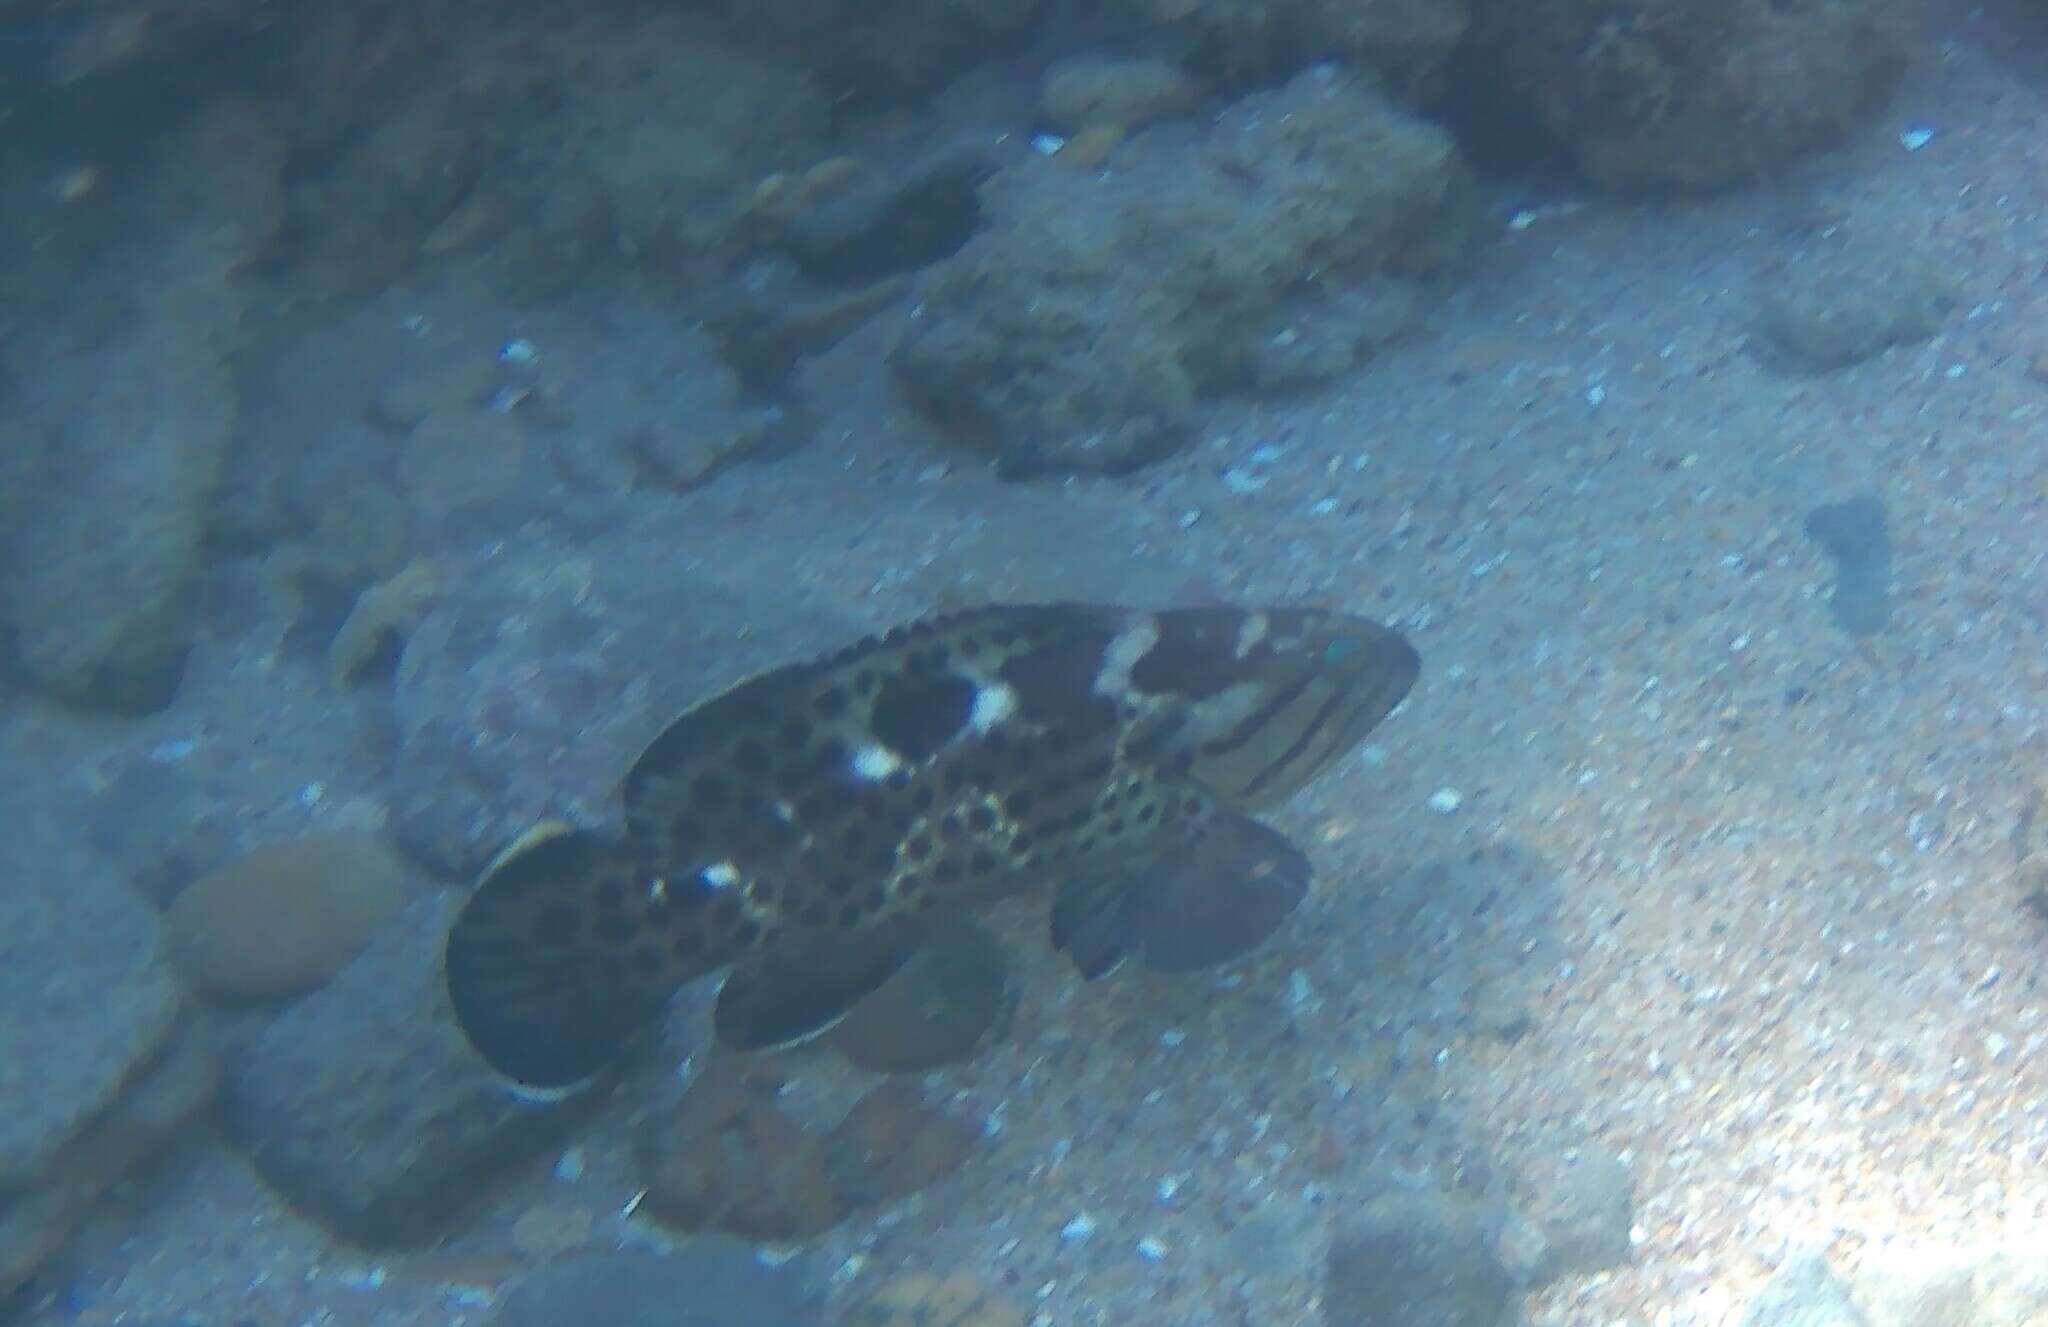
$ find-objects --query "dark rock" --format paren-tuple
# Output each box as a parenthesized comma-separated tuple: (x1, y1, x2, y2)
(818, 1079, 978, 1212)
(771, 138, 999, 286)
(707, 272, 911, 395)
(1803, 496, 1892, 638)
(700, 0, 1049, 106)
(280, 83, 490, 300)
(1737, 1250, 1862, 1327)
(219, 893, 600, 1247)
(642, 1062, 978, 1242)
(1526, 1150, 1634, 1279)
(640, 1061, 849, 1242)
(486, 1245, 820, 1327)
(1755, 243, 1957, 372)
(1323, 1192, 1515, 1327)
(1457, 0, 1922, 193)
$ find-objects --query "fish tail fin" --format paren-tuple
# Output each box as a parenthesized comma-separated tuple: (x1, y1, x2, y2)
(443, 821, 674, 1090)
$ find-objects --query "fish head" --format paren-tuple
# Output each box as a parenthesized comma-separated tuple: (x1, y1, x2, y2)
(1119, 605, 1419, 809)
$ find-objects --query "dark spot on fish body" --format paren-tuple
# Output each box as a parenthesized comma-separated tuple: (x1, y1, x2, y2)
(1000, 636, 1112, 724)
(779, 714, 812, 751)
(814, 686, 850, 718)
(734, 738, 773, 777)
(1128, 614, 1235, 698)
(537, 900, 581, 938)
(871, 670, 978, 759)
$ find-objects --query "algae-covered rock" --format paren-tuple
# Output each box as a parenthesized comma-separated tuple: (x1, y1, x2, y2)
(1039, 56, 1202, 134)
(165, 832, 418, 999)
(700, 0, 1046, 105)
(642, 1066, 977, 1242)
(363, 519, 857, 878)
(1113, 0, 1468, 91)
(841, 1273, 1024, 1327)
(488, 1246, 821, 1327)
(896, 67, 1468, 476)
(534, 14, 830, 270)
(1754, 241, 1958, 373)
(1458, 0, 1921, 193)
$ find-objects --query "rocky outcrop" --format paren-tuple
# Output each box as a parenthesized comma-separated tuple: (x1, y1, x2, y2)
(894, 68, 1472, 476)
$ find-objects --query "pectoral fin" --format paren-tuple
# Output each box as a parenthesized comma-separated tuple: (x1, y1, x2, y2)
(1051, 795, 1311, 978)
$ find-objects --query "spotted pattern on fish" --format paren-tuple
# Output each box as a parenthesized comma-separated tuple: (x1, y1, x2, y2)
(444, 602, 1418, 1087)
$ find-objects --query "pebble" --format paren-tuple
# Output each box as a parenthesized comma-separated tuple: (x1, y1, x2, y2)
(1427, 788, 1464, 814)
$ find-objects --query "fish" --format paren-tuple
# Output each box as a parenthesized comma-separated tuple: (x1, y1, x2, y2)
(443, 601, 1419, 1088)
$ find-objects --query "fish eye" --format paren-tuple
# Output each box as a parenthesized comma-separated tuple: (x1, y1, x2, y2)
(1323, 637, 1359, 665)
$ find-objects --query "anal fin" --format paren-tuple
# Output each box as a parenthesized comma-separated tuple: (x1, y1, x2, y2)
(1051, 874, 1135, 980)
(714, 933, 923, 1053)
